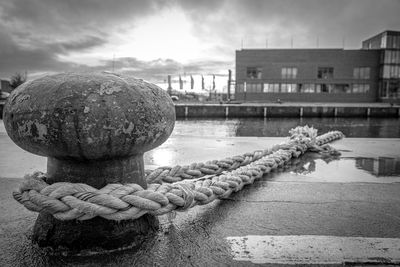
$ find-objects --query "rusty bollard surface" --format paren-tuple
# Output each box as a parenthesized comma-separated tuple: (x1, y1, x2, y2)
(3, 72, 175, 253)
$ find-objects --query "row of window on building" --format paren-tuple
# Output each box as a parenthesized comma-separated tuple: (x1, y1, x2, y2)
(236, 83, 370, 94)
(380, 80, 400, 98)
(381, 33, 400, 49)
(382, 65, 400, 79)
(382, 50, 400, 64)
(247, 67, 371, 80)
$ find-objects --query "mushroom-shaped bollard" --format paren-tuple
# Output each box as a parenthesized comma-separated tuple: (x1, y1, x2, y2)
(3, 72, 175, 252)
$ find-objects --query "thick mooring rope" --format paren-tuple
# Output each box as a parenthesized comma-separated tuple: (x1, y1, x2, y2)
(145, 125, 337, 184)
(13, 126, 343, 221)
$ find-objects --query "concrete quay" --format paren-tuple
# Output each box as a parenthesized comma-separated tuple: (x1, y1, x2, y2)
(175, 102, 400, 118)
(1, 129, 400, 266)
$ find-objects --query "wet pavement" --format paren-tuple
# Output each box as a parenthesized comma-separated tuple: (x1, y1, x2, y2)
(1, 121, 400, 266)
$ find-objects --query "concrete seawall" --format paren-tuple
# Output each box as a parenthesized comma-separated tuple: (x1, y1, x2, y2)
(175, 103, 400, 118)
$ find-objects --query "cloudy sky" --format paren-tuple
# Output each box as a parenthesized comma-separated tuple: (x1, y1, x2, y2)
(1, 0, 400, 82)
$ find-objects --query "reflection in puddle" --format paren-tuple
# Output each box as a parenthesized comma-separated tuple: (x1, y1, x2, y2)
(291, 153, 341, 175)
(356, 157, 400, 176)
(275, 153, 400, 183)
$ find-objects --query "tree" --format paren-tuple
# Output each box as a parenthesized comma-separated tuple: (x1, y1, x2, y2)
(10, 72, 27, 89)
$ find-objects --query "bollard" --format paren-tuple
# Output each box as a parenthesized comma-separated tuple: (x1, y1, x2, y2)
(3, 72, 175, 253)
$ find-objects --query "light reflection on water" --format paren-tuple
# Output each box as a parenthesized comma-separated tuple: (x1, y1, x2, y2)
(174, 117, 400, 138)
(172, 116, 400, 180)
(355, 157, 400, 176)
(1, 118, 399, 180)
(273, 152, 400, 182)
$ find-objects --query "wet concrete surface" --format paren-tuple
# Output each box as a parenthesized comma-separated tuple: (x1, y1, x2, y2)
(1, 127, 400, 266)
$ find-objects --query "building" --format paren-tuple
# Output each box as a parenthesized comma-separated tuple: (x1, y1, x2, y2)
(0, 80, 12, 93)
(362, 31, 400, 102)
(235, 30, 400, 103)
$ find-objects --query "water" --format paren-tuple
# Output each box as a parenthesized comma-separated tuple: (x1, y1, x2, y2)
(2, 118, 400, 138)
(1, 119, 400, 181)
(273, 153, 400, 183)
(173, 117, 400, 182)
(174, 117, 400, 138)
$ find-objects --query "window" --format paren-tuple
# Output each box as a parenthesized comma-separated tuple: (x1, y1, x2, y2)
(388, 81, 400, 98)
(386, 35, 400, 49)
(383, 65, 390, 78)
(263, 83, 280, 93)
(380, 81, 388, 98)
(300, 84, 315, 93)
(317, 67, 334, 79)
(391, 51, 396, 64)
(387, 35, 394, 48)
(333, 84, 351, 93)
(391, 66, 400, 78)
(246, 83, 262, 93)
(383, 65, 400, 79)
(379, 81, 400, 98)
(281, 67, 298, 79)
(321, 84, 329, 92)
(395, 35, 400, 49)
(281, 83, 288, 92)
(247, 67, 262, 79)
(393, 51, 399, 64)
(316, 84, 334, 93)
(353, 84, 370, 93)
(281, 83, 297, 93)
(384, 51, 390, 63)
(383, 50, 400, 64)
(381, 33, 387, 48)
(237, 83, 244, 93)
(353, 67, 371, 79)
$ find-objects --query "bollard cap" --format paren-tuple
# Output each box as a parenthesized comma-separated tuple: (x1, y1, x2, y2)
(4, 72, 175, 160)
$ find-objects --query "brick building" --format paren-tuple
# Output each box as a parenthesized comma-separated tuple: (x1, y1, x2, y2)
(235, 30, 400, 103)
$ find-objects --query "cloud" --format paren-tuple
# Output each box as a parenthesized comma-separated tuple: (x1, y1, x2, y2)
(90, 57, 233, 82)
(1, 0, 166, 35)
(1, 0, 400, 80)
(56, 36, 108, 53)
(0, 22, 109, 78)
(0, 0, 169, 78)
(0, 27, 79, 76)
(178, 0, 400, 49)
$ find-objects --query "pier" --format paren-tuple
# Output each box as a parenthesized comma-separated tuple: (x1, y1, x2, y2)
(175, 102, 400, 118)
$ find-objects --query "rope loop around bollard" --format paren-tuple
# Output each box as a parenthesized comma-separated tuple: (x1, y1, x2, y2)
(12, 126, 344, 221)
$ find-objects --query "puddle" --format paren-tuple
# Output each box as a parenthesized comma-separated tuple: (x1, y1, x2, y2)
(355, 157, 400, 176)
(270, 153, 400, 183)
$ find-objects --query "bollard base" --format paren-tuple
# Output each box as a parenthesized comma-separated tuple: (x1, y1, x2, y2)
(46, 155, 147, 189)
(32, 212, 159, 255)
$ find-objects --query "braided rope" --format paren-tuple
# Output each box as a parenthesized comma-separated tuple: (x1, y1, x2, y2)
(146, 125, 343, 184)
(146, 125, 324, 184)
(146, 148, 272, 184)
(13, 127, 344, 221)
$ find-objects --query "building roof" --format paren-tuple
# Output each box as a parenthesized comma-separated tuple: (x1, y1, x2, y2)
(362, 30, 400, 43)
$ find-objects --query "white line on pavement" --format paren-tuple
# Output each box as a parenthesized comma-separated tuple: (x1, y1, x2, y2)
(226, 235, 400, 265)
